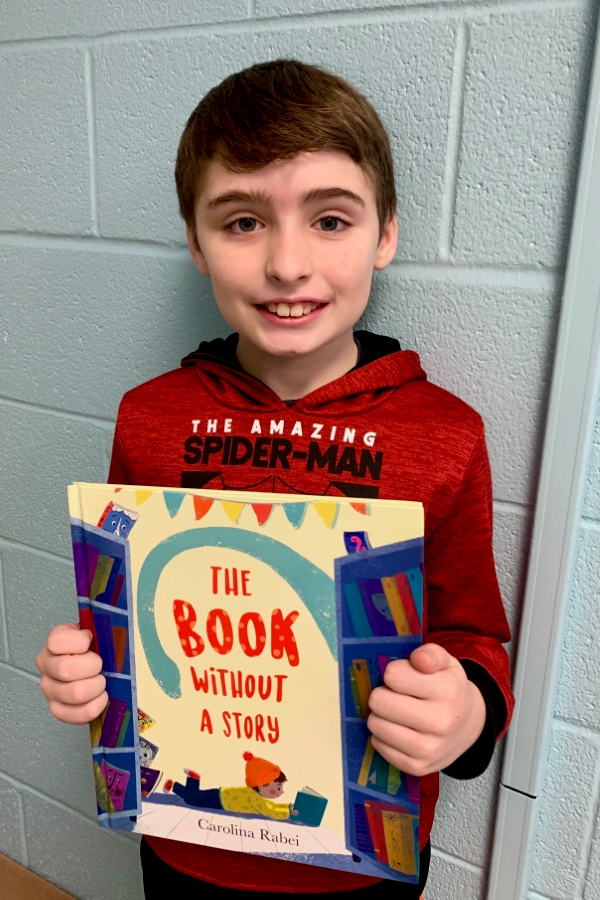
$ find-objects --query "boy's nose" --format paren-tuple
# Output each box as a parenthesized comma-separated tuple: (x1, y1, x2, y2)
(265, 229, 312, 284)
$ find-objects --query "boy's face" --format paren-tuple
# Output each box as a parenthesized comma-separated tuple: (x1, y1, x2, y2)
(187, 151, 397, 361)
(257, 780, 284, 799)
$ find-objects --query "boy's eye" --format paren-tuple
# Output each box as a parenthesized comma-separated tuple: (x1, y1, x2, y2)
(232, 217, 260, 233)
(317, 216, 346, 232)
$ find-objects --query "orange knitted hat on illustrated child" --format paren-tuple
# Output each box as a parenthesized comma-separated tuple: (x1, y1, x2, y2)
(243, 751, 280, 788)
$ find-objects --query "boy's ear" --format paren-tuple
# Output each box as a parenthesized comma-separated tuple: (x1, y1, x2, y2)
(186, 225, 211, 277)
(373, 215, 398, 271)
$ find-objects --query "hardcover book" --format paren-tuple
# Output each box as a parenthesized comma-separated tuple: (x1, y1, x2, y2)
(68, 483, 423, 883)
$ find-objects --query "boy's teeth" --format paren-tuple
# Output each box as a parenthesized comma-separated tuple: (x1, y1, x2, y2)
(264, 302, 318, 317)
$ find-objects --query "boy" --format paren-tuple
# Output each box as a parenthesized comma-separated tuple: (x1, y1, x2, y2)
(165, 752, 298, 821)
(37, 60, 513, 898)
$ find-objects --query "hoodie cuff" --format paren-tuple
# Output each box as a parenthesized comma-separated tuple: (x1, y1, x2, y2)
(442, 660, 507, 780)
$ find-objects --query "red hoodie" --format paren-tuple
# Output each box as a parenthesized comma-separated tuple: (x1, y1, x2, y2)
(108, 333, 512, 893)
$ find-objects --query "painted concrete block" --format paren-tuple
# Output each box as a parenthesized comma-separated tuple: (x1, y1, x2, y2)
(257, 0, 477, 11)
(454, 8, 594, 267)
(94, 20, 455, 260)
(583, 441, 600, 522)
(0, 247, 226, 419)
(1, 546, 76, 675)
(0, 49, 92, 235)
(0, 778, 25, 865)
(493, 506, 531, 637)
(584, 808, 600, 900)
(427, 851, 484, 900)
(0, 404, 110, 557)
(363, 270, 559, 505)
(0, 0, 249, 41)
(0, 556, 8, 663)
(24, 793, 144, 900)
(0, 666, 97, 817)
(529, 725, 599, 898)
(432, 750, 501, 868)
(554, 524, 600, 730)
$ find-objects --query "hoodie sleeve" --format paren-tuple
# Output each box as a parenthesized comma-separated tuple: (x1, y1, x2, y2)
(424, 427, 513, 741)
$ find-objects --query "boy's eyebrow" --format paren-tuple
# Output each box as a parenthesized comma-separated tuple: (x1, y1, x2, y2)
(300, 187, 365, 208)
(205, 187, 365, 209)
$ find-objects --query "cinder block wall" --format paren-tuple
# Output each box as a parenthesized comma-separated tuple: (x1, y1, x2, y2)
(0, 2, 597, 898)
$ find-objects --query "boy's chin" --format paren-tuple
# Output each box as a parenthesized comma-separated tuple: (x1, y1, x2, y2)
(249, 326, 351, 359)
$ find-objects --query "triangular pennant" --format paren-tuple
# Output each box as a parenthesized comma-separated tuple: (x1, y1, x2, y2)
(313, 501, 339, 529)
(252, 503, 273, 527)
(282, 503, 307, 529)
(114, 487, 122, 493)
(163, 492, 186, 518)
(135, 489, 154, 505)
(221, 500, 244, 524)
(350, 502, 367, 515)
(193, 496, 214, 521)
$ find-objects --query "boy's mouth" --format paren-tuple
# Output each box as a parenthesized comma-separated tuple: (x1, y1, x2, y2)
(255, 300, 324, 322)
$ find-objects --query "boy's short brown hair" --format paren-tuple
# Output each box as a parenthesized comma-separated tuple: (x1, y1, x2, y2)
(175, 59, 396, 242)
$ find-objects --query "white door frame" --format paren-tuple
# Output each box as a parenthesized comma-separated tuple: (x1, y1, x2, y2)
(487, 16, 600, 900)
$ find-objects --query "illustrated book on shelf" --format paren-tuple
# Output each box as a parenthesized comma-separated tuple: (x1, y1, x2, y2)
(68, 482, 424, 883)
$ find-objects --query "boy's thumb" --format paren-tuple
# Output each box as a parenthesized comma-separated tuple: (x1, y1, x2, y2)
(409, 643, 454, 674)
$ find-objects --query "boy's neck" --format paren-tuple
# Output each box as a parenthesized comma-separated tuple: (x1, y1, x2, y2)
(235, 331, 358, 401)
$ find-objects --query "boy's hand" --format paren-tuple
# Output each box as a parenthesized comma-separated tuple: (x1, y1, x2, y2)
(367, 643, 486, 778)
(36, 623, 108, 725)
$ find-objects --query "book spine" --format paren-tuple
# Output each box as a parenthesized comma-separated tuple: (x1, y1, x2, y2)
(112, 625, 128, 674)
(95, 613, 117, 672)
(351, 660, 372, 716)
(380, 577, 411, 636)
(78, 605, 99, 655)
(100, 697, 127, 748)
(381, 810, 418, 876)
(364, 802, 388, 863)
(357, 738, 375, 787)
(353, 803, 375, 854)
(89, 555, 114, 601)
(343, 582, 373, 637)
(72, 542, 100, 598)
(109, 573, 124, 607)
(394, 572, 421, 635)
(387, 763, 402, 796)
(348, 666, 364, 718)
(406, 567, 424, 626)
(115, 709, 131, 748)
(373, 749, 389, 791)
(89, 707, 107, 748)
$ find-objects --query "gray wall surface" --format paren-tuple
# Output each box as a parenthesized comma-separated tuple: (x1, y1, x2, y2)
(0, 2, 598, 898)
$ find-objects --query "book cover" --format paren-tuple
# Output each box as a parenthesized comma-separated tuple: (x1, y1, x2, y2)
(68, 483, 423, 882)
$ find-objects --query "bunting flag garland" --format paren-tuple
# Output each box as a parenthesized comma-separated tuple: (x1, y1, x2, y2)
(135, 490, 154, 506)
(221, 500, 245, 524)
(114, 487, 122, 493)
(193, 496, 214, 521)
(283, 503, 308, 529)
(312, 501, 339, 529)
(251, 504, 273, 527)
(155, 492, 365, 530)
(163, 492, 186, 519)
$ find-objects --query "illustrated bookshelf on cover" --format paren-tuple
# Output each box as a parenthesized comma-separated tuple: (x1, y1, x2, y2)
(336, 539, 423, 882)
(68, 484, 423, 882)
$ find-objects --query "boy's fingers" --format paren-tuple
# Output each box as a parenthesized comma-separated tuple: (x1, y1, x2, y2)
(47, 692, 109, 726)
(370, 734, 435, 779)
(40, 673, 106, 707)
(382, 659, 443, 700)
(38, 646, 103, 683)
(46, 623, 93, 657)
(368, 687, 437, 732)
(409, 643, 457, 675)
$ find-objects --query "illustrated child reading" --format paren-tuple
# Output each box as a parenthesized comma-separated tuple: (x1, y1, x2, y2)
(165, 752, 298, 821)
(37, 59, 513, 899)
